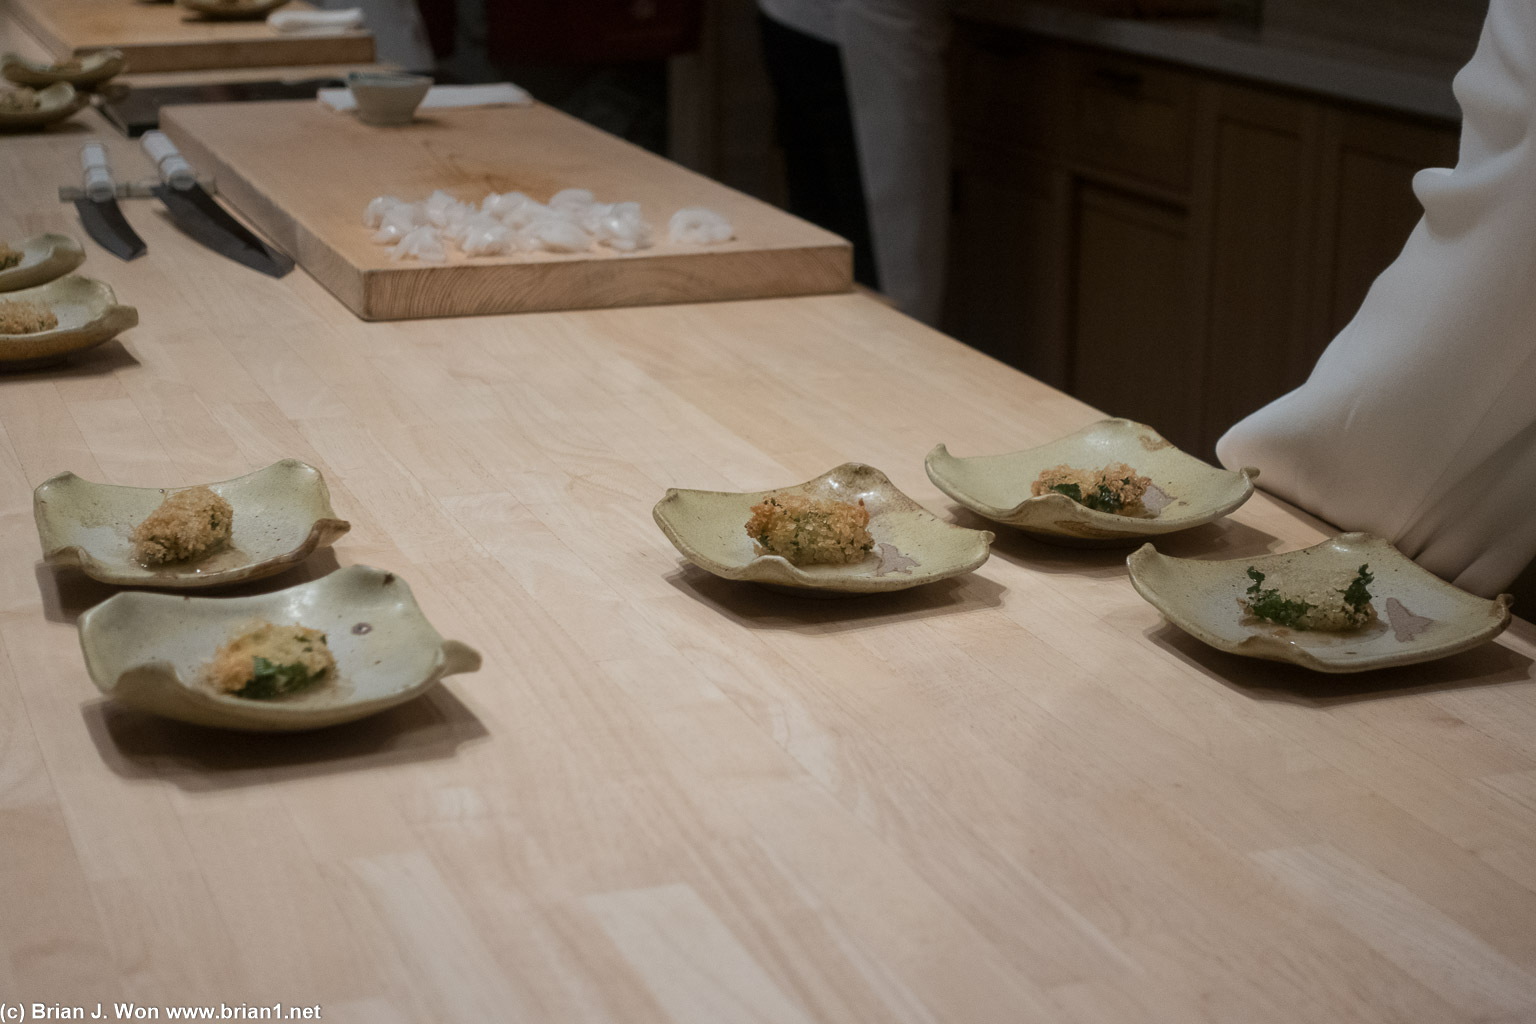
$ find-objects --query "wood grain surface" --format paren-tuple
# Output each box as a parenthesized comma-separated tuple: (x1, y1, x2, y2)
(9, 0, 374, 73)
(4, 89, 1536, 1024)
(159, 101, 853, 321)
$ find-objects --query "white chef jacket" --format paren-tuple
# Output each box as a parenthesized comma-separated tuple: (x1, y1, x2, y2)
(1217, 0, 1536, 598)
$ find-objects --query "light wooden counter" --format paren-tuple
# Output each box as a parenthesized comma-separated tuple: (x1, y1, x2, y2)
(6, 0, 374, 75)
(3, 110, 1536, 1024)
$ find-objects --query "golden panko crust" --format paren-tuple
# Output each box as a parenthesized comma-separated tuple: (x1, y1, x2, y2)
(0, 87, 39, 112)
(0, 298, 56, 334)
(745, 493, 874, 566)
(0, 242, 20, 271)
(131, 485, 234, 564)
(203, 622, 335, 698)
(1031, 462, 1152, 514)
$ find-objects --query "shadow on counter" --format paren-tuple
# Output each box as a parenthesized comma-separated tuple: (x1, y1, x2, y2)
(0, 338, 138, 380)
(944, 503, 1286, 577)
(35, 547, 346, 625)
(664, 558, 1005, 635)
(82, 681, 488, 792)
(1148, 617, 1536, 706)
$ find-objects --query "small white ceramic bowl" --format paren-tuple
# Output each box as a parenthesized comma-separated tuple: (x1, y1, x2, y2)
(346, 71, 431, 126)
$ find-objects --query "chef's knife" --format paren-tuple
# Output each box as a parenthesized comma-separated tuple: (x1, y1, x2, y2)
(75, 143, 146, 261)
(141, 131, 294, 278)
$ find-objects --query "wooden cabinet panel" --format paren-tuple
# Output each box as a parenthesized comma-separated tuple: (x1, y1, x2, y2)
(1314, 109, 1460, 341)
(1070, 182, 1201, 449)
(1200, 85, 1321, 450)
(943, 24, 1460, 460)
(946, 138, 1072, 386)
(950, 24, 1073, 155)
(1067, 49, 1197, 193)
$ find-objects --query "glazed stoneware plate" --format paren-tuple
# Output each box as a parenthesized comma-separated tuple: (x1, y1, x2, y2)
(653, 463, 994, 594)
(926, 418, 1258, 544)
(78, 565, 482, 731)
(0, 275, 137, 367)
(178, 0, 291, 19)
(1127, 533, 1514, 673)
(0, 233, 87, 292)
(1, 50, 126, 89)
(35, 459, 351, 588)
(0, 81, 89, 131)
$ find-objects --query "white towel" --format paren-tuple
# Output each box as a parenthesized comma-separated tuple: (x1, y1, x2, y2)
(318, 83, 532, 112)
(268, 8, 365, 33)
(1217, 0, 1536, 598)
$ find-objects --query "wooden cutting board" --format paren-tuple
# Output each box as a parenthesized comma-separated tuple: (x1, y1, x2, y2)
(10, 0, 375, 74)
(160, 100, 853, 320)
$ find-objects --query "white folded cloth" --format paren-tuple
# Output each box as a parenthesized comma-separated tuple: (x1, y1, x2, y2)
(1217, 0, 1536, 598)
(318, 83, 532, 112)
(268, 8, 365, 33)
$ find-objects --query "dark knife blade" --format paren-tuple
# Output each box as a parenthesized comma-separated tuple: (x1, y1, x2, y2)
(74, 196, 147, 261)
(152, 184, 294, 278)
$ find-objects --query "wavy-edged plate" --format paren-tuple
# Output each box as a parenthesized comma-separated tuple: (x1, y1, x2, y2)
(654, 462, 994, 594)
(1, 50, 126, 89)
(927, 418, 1257, 544)
(0, 81, 89, 131)
(0, 274, 137, 367)
(178, 0, 291, 19)
(35, 459, 351, 588)
(0, 233, 87, 292)
(78, 565, 482, 731)
(1128, 533, 1514, 673)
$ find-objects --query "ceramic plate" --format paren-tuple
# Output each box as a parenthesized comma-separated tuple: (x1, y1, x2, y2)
(926, 418, 1257, 544)
(0, 81, 89, 131)
(1128, 533, 1514, 673)
(78, 565, 482, 731)
(1, 50, 126, 89)
(0, 233, 87, 292)
(178, 0, 291, 19)
(654, 463, 994, 594)
(0, 275, 137, 367)
(35, 459, 351, 588)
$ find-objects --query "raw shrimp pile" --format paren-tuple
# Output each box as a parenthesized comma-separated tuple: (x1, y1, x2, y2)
(364, 189, 735, 262)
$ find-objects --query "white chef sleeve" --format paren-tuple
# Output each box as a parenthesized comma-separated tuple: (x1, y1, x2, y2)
(1215, 0, 1536, 598)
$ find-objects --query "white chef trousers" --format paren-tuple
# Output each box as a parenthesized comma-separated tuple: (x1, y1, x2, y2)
(1216, 0, 1536, 598)
(320, 0, 435, 70)
(756, 0, 950, 325)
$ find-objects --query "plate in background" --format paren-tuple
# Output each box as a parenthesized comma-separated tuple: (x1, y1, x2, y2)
(1128, 532, 1513, 673)
(926, 418, 1256, 544)
(0, 233, 86, 292)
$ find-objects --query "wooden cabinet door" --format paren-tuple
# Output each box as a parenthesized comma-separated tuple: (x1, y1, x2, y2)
(1312, 109, 1460, 343)
(1197, 83, 1322, 450)
(1069, 181, 1202, 451)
